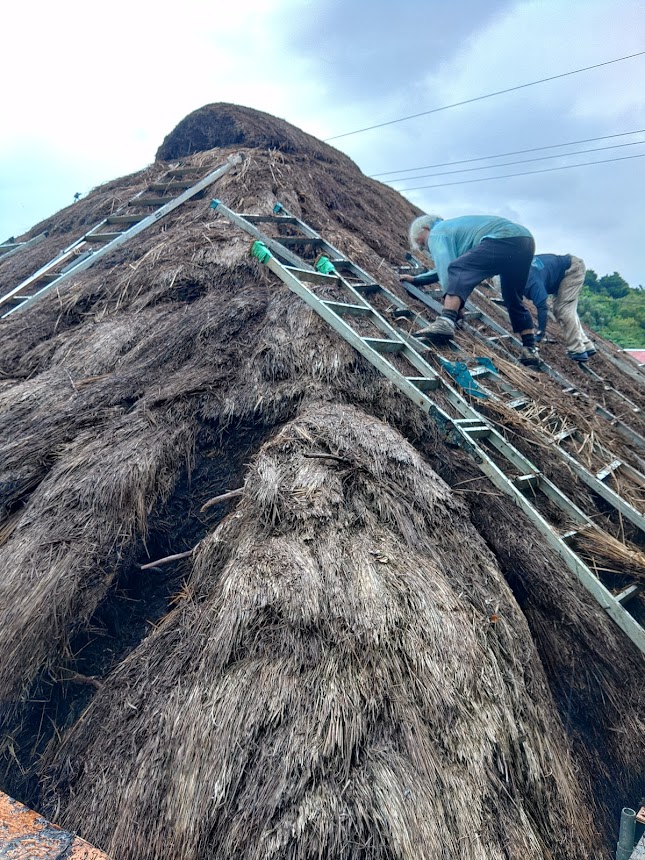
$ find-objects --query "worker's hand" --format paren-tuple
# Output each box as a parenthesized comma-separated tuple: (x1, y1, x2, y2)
(535, 330, 544, 343)
(399, 274, 415, 283)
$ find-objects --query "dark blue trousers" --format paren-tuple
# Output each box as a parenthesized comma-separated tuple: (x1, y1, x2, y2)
(445, 236, 535, 332)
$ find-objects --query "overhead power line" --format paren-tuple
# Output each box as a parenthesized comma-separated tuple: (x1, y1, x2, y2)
(390, 138, 645, 186)
(394, 152, 645, 192)
(324, 50, 645, 142)
(370, 128, 645, 178)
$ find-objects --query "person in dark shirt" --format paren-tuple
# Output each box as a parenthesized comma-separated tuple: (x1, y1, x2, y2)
(523, 254, 596, 363)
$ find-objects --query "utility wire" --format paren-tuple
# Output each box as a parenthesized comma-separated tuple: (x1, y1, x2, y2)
(396, 152, 645, 192)
(370, 128, 645, 178)
(324, 51, 645, 142)
(390, 138, 645, 186)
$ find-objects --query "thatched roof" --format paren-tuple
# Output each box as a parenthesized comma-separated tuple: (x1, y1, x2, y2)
(0, 103, 643, 860)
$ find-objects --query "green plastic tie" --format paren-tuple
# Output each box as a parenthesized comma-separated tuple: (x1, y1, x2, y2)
(315, 255, 337, 275)
(210, 199, 221, 209)
(250, 240, 273, 264)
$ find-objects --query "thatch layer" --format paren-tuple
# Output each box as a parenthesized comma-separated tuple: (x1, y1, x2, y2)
(0, 104, 643, 858)
(155, 102, 358, 165)
(45, 404, 597, 860)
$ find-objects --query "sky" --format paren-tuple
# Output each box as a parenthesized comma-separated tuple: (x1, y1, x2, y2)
(1, 0, 644, 286)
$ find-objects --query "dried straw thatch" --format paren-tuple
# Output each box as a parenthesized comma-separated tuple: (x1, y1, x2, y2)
(0, 104, 643, 859)
(43, 405, 596, 860)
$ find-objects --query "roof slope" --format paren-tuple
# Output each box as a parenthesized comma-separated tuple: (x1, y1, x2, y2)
(0, 104, 643, 860)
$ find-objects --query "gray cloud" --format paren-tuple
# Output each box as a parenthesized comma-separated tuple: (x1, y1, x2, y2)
(281, 0, 515, 105)
(1, 0, 643, 289)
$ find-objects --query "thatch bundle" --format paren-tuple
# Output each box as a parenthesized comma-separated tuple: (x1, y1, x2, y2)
(0, 104, 643, 859)
(44, 404, 595, 860)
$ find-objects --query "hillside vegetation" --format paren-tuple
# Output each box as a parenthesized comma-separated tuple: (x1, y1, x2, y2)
(579, 269, 645, 348)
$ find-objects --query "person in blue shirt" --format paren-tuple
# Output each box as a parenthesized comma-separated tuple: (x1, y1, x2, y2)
(523, 254, 595, 363)
(400, 214, 539, 366)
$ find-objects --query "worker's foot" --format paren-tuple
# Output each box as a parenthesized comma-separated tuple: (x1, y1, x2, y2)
(567, 350, 589, 363)
(585, 345, 597, 357)
(519, 346, 540, 367)
(415, 315, 455, 342)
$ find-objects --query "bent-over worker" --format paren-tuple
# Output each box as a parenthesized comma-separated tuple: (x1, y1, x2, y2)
(401, 214, 539, 367)
(523, 253, 595, 363)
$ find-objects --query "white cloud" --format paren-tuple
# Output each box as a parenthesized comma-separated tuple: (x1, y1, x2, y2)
(1, 0, 644, 286)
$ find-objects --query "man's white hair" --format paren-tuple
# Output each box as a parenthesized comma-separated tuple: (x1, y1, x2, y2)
(408, 214, 443, 252)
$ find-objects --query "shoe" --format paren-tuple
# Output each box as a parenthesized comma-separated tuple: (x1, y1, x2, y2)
(390, 306, 412, 321)
(415, 316, 456, 341)
(585, 345, 597, 357)
(567, 351, 589, 363)
(519, 346, 540, 367)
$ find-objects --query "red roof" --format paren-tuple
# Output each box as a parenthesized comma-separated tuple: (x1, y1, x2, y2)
(624, 350, 645, 364)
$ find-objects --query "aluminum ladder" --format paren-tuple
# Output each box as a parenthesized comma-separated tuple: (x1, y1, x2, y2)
(0, 154, 243, 318)
(209, 198, 645, 656)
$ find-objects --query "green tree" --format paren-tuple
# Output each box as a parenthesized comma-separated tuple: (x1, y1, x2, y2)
(577, 270, 645, 348)
(598, 271, 630, 298)
(584, 268, 600, 292)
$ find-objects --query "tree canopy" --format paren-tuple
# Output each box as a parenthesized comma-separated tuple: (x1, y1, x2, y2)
(578, 269, 645, 348)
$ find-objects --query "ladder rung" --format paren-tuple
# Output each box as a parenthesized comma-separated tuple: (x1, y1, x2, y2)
(487, 335, 512, 342)
(561, 529, 579, 541)
(241, 214, 298, 224)
(148, 180, 194, 192)
(283, 266, 339, 285)
(514, 473, 541, 491)
(84, 232, 124, 243)
(363, 338, 405, 354)
(129, 197, 170, 207)
(554, 428, 577, 442)
(105, 214, 144, 225)
(469, 365, 493, 378)
(507, 397, 529, 409)
(596, 460, 623, 481)
(454, 418, 491, 438)
(322, 300, 373, 317)
(614, 583, 642, 605)
(406, 376, 439, 392)
(1, 293, 32, 304)
(462, 311, 482, 320)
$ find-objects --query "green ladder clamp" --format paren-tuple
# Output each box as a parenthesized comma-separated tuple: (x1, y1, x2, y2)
(209, 198, 645, 656)
(0, 155, 243, 319)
